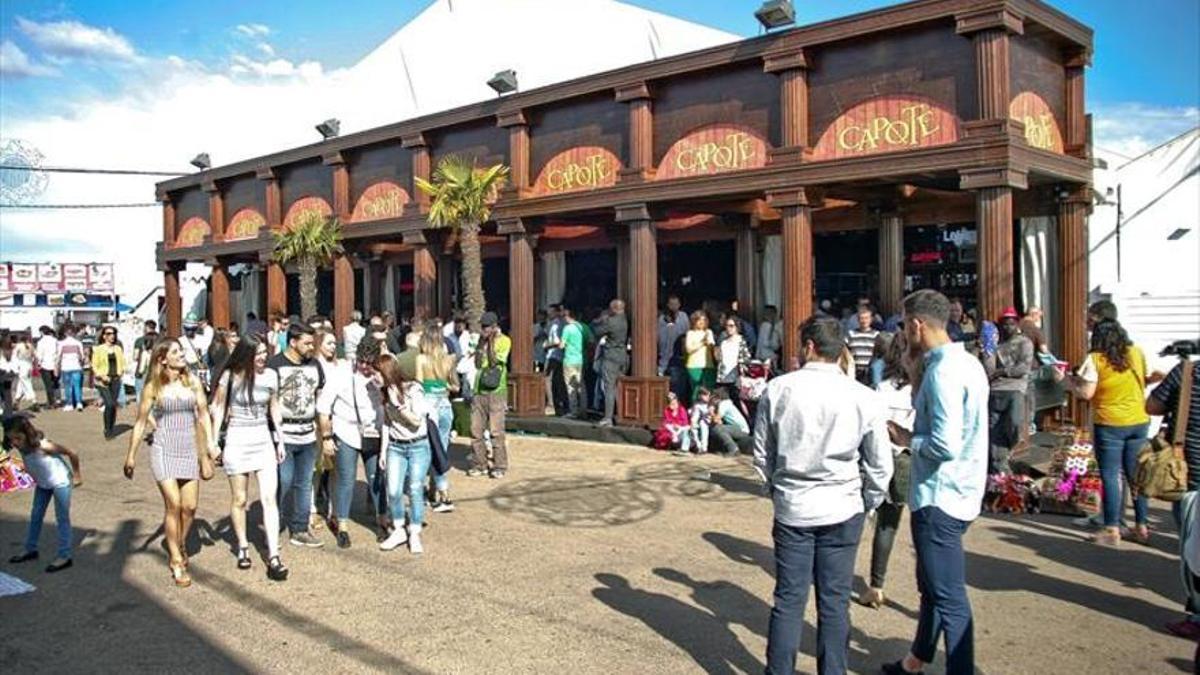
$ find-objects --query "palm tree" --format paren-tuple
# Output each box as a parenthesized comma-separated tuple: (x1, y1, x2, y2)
(272, 211, 344, 321)
(415, 155, 509, 331)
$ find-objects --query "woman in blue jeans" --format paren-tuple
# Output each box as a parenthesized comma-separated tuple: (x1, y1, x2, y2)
(1056, 319, 1158, 546)
(417, 323, 459, 513)
(377, 351, 432, 554)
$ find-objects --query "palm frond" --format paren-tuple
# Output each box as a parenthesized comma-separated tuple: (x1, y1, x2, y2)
(273, 212, 344, 267)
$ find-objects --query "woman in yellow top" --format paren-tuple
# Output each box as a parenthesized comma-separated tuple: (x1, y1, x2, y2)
(683, 311, 716, 403)
(91, 326, 126, 439)
(1056, 319, 1160, 546)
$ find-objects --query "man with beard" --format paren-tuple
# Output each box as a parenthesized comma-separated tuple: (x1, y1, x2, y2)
(983, 307, 1034, 474)
(268, 323, 326, 547)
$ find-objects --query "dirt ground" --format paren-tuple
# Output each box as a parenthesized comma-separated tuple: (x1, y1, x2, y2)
(1, 405, 1195, 674)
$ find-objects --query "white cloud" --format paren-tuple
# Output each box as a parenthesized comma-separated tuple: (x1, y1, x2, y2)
(0, 40, 59, 78)
(1092, 102, 1200, 160)
(257, 42, 275, 56)
(229, 53, 323, 79)
(16, 17, 137, 62)
(235, 23, 271, 38)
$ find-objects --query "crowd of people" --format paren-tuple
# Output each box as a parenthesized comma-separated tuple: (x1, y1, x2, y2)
(1, 287, 1198, 675)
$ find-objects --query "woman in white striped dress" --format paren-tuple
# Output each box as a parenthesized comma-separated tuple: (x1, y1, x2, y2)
(209, 336, 289, 581)
(123, 339, 216, 588)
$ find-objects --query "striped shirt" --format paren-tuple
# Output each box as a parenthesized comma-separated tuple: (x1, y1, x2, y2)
(1150, 360, 1200, 490)
(846, 329, 879, 371)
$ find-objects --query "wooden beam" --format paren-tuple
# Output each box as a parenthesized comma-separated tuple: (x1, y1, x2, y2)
(976, 186, 1014, 320)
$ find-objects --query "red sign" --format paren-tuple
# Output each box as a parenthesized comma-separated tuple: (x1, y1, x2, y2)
(656, 124, 768, 180)
(533, 147, 621, 195)
(350, 181, 409, 223)
(176, 217, 211, 247)
(227, 208, 265, 241)
(37, 263, 63, 292)
(909, 251, 943, 264)
(62, 264, 88, 291)
(0, 265, 8, 292)
(1010, 92, 1064, 153)
(283, 196, 333, 230)
(88, 264, 114, 292)
(9, 263, 37, 292)
(813, 95, 960, 160)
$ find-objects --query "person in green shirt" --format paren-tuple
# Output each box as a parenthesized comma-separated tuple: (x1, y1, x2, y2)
(560, 307, 586, 418)
(469, 312, 511, 478)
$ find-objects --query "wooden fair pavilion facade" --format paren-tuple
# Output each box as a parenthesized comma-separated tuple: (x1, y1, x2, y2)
(155, 0, 1093, 426)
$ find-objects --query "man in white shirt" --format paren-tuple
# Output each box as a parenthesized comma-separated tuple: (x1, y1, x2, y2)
(753, 316, 892, 675)
(755, 305, 782, 367)
(35, 326, 60, 409)
(342, 310, 366, 362)
(193, 319, 214, 354)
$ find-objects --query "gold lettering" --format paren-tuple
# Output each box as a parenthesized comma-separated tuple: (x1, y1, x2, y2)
(542, 153, 615, 193)
(1022, 114, 1056, 150)
(836, 104, 942, 153)
(673, 132, 757, 175)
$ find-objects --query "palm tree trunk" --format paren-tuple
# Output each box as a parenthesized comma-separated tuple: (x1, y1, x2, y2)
(459, 221, 486, 332)
(299, 257, 318, 320)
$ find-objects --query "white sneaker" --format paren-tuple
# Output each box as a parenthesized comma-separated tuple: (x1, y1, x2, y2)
(61, 405, 72, 412)
(408, 524, 424, 554)
(75, 405, 83, 411)
(378, 528, 408, 551)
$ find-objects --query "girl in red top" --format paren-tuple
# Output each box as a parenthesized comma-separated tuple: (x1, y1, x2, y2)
(654, 391, 692, 452)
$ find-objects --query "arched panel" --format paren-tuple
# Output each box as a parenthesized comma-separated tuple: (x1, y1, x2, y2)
(655, 124, 769, 180)
(283, 196, 333, 230)
(812, 95, 960, 160)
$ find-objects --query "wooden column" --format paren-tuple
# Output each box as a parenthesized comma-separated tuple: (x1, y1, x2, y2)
(259, 166, 281, 229)
(1065, 51, 1089, 158)
(205, 183, 225, 244)
(976, 186, 1015, 321)
(732, 215, 758, 320)
(262, 250, 287, 319)
(956, 9, 1022, 120)
(763, 49, 809, 164)
(209, 260, 230, 329)
(499, 217, 542, 416)
(326, 152, 350, 219)
(770, 189, 813, 371)
(164, 265, 182, 338)
(878, 211, 905, 316)
(615, 204, 668, 426)
(407, 231, 437, 320)
(403, 133, 431, 211)
(498, 110, 530, 198)
(615, 82, 654, 183)
(332, 255, 354, 332)
(162, 197, 177, 246)
(1057, 188, 1089, 368)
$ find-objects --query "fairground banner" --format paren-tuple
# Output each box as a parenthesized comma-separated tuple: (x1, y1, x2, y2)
(0, 262, 115, 294)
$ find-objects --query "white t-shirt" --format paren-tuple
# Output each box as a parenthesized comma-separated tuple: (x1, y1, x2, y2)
(383, 382, 431, 442)
(57, 337, 85, 372)
(875, 377, 915, 455)
(36, 335, 59, 370)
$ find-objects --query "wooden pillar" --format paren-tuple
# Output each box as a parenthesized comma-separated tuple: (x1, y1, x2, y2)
(616, 204, 668, 426)
(1065, 51, 1089, 158)
(326, 152, 350, 219)
(333, 254, 354, 333)
(763, 49, 809, 164)
(259, 166, 281, 228)
(498, 110, 530, 197)
(164, 266, 182, 338)
(403, 134, 431, 211)
(407, 231, 437, 320)
(263, 251, 287, 319)
(161, 197, 177, 247)
(209, 261, 230, 329)
(770, 189, 813, 371)
(956, 9, 1021, 119)
(878, 212, 905, 316)
(1058, 189, 1090, 368)
(976, 186, 1015, 321)
(615, 83, 654, 182)
(499, 217, 541, 415)
(733, 215, 758, 320)
(205, 184, 225, 244)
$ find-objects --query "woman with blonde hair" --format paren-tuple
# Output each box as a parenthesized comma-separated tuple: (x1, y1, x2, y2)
(123, 338, 216, 588)
(418, 322, 459, 512)
(684, 311, 717, 402)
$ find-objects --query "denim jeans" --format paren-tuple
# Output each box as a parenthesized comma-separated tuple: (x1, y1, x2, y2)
(61, 370, 83, 408)
(766, 512, 865, 675)
(1093, 423, 1150, 527)
(25, 485, 72, 560)
(333, 438, 383, 522)
(278, 441, 317, 534)
(386, 437, 432, 526)
(910, 506, 974, 675)
(134, 376, 144, 404)
(429, 394, 453, 491)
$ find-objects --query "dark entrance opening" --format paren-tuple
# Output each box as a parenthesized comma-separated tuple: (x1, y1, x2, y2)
(562, 249, 615, 317)
(482, 257, 511, 323)
(658, 240, 735, 312)
(286, 270, 334, 318)
(815, 230, 878, 309)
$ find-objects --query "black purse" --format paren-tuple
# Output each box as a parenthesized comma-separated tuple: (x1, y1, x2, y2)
(477, 338, 503, 392)
(217, 374, 233, 451)
(428, 415, 450, 475)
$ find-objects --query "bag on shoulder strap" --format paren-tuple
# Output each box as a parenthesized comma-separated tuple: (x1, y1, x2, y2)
(1136, 361, 1193, 501)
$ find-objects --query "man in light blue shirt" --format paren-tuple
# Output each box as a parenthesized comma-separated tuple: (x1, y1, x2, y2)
(882, 289, 988, 675)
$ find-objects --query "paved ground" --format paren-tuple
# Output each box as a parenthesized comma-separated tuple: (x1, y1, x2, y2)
(1, 405, 1196, 674)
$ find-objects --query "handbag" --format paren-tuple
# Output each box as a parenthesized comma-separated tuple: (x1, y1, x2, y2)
(216, 374, 233, 451)
(1136, 360, 1193, 501)
(478, 338, 503, 392)
(427, 415, 450, 475)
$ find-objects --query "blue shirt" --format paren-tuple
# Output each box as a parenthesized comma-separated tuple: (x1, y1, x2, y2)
(909, 342, 990, 522)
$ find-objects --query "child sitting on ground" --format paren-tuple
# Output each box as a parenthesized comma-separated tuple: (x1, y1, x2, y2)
(4, 415, 82, 573)
(689, 388, 712, 454)
(709, 387, 751, 456)
(654, 391, 691, 453)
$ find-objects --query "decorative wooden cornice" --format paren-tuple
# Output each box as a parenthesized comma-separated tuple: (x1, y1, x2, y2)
(613, 203, 651, 223)
(255, 165, 275, 180)
(322, 151, 345, 166)
(496, 217, 526, 235)
(202, 180, 220, 193)
(1064, 49, 1092, 69)
(762, 49, 808, 74)
(401, 230, 428, 245)
(959, 166, 1029, 190)
(765, 188, 811, 209)
(496, 109, 527, 128)
(962, 118, 1025, 141)
(614, 82, 651, 102)
(401, 132, 428, 149)
(1057, 184, 1091, 205)
(955, 6, 1024, 35)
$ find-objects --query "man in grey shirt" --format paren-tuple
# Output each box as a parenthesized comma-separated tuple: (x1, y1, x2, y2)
(984, 307, 1034, 474)
(593, 299, 629, 427)
(753, 316, 892, 675)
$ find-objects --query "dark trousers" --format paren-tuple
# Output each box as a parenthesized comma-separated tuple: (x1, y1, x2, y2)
(39, 369, 59, 406)
(766, 512, 865, 675)
(97, 378, 121, 435)
(600, 356, 627, 422)
(910, 506, 974, 675)
(870, 501, 905, 588)
(278, 442, 317, 534)
(710, 424, 749, 456)
(987, 390, 1024, 474)
(546, 358, 568, 415)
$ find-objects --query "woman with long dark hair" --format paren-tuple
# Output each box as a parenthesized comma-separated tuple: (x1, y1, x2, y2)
(91, 326, 125, 439)
(377, 351, 432, 553)
(417, 322, 459, 513)
(209, 336, 289, 580)
(206, 328, 237, 385)
(124, 339, 216, 587)
(1056, 319, 1159, 546)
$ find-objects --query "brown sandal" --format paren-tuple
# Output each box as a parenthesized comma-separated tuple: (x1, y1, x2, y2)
(1091, 530, 1121, 548)
(1131, 526, 1151, 545)
(170, 561, 193, 588)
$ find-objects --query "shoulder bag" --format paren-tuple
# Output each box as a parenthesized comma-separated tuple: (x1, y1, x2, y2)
(1136, 359, 1192, 501)
(478, 338, 503, 392)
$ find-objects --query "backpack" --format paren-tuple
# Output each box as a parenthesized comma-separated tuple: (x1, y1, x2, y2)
(1136, 361, 1193, 501)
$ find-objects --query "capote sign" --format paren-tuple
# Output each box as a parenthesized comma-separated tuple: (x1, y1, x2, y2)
(813, 95, 960, 160)
(532, 147, 620, 196)
(283, 196, 333, 230)
(656, 125, 768, 180)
